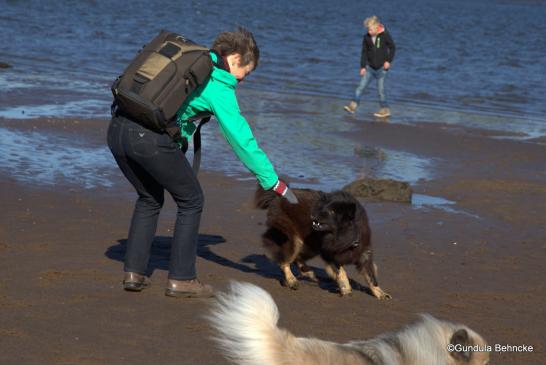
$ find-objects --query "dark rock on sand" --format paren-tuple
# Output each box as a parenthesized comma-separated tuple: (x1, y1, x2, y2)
(0, 62, 12, 69)
(343, 178, 412, 203)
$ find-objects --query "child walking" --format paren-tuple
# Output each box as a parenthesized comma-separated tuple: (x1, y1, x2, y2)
(344, 16, 396, 118)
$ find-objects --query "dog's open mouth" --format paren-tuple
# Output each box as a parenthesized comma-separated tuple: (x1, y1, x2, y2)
(312, 220, 329, 231)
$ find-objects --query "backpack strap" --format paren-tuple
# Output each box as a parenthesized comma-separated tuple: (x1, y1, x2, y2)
(181, 112, 212, 176)
(110, 100, 118, 117)
(185, 51, 225, 174)
(192, 116, 211, 175)
(164, 121, 183, 144)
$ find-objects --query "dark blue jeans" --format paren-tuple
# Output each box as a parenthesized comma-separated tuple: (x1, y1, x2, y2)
(107, 116, 203, 280)
(353, 66, 389, 108)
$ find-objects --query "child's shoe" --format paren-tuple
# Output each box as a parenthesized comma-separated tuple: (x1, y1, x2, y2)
(373, 107, 391, 118)
(343, 101, 358, 114)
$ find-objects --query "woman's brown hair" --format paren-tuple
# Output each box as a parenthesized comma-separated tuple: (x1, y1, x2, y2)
(212, 27, 260, 69)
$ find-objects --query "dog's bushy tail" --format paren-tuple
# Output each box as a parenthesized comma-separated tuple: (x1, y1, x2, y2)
(254, 185, 277, 209)
(209, 282, 375, 365)
(208, 282, 295, 365)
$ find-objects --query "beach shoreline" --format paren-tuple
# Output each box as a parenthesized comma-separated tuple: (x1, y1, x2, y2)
(0, 116, 545, 364)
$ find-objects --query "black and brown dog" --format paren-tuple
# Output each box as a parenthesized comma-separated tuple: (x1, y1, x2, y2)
(255, 186, 391, 299)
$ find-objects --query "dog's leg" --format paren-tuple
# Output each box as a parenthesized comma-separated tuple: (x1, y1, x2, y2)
(325, 263, 352, 296)
(336, 266, 352, 296)
(358, 253, 391, 300)
(296, 261, 318, 282)
(324, 263, 338, 281)
(262, 228, 302, 290)
(279, 236, 304, 290)
(280, 264, 299, 290)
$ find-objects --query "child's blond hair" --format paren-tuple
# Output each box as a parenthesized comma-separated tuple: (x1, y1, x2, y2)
(364, 15, 380, 29)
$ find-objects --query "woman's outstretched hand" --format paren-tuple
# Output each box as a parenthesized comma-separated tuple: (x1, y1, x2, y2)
(272, 179, 298, 204)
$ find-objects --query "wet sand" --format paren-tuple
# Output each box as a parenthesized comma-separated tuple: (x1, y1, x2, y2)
(0, 117, 545, 364)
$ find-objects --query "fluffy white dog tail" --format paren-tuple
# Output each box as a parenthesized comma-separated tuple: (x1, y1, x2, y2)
(208, 281, 295, 365)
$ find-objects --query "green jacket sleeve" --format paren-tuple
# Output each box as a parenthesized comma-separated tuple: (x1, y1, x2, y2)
(208, 88, 279, 190)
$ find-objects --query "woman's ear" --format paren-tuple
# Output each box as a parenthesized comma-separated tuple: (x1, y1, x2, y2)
(228, 53, 241, 68)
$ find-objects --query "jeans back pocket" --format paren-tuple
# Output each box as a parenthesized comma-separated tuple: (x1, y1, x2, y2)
(127, 128, 159, 158)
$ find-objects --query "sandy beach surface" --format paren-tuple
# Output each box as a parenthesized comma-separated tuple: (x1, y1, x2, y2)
(0, 117, 545, 364)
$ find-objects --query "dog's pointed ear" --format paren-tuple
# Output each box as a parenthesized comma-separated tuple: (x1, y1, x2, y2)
(449, 329, 471, 361)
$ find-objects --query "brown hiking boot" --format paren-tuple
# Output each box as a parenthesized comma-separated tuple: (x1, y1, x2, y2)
(343, 101, 358, 114)
(165, 279, 215, 298)
(373, 107, 391, 118)
(123, 272, 151, 292)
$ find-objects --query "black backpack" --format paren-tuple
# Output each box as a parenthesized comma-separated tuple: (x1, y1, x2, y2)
(111, 30, 213, 173)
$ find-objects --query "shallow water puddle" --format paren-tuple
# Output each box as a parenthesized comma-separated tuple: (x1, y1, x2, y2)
(0, 100, 107, 120)
(0, 127, 116, 189)
(412, 193, 480, 219)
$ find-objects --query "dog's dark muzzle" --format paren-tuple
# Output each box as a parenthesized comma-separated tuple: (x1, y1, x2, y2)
(311, 220, 330, 231)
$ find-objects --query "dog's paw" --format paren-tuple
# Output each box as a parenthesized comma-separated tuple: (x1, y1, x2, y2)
(339, 287, 353, 297)
(379, 292, 392, 300)
(374, 289, 392, 300)
(281, 279, 300, 290)
(300, 272, 319, 283)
